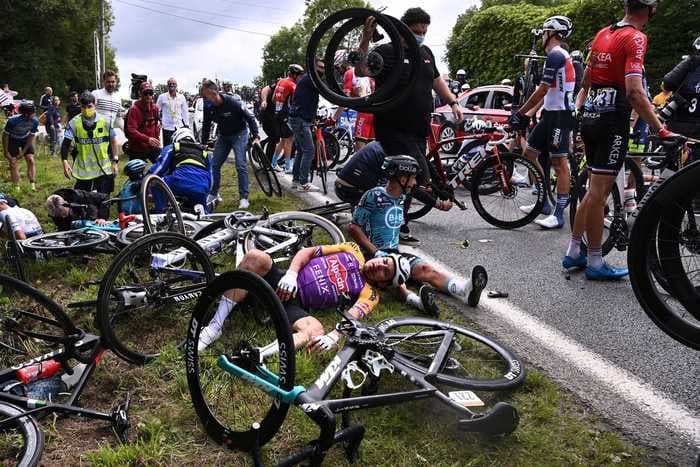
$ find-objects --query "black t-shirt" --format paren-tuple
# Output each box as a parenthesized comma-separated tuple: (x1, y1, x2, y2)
(66, 103, 81, 121)
(373, 44, 440, 138)
(337, 141, 386, 190)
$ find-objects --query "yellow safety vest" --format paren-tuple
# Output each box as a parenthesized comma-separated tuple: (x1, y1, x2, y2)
(71, 116, 112, 180)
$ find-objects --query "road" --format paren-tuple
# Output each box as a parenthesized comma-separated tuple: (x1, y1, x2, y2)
(275, 158, 700, 465)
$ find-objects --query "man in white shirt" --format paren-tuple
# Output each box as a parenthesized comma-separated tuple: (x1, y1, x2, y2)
(92, 70, 124, 129)
(156, 77, 189, 147)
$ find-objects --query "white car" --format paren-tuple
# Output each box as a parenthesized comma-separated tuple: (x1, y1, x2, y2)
(191, 98, 205, 143)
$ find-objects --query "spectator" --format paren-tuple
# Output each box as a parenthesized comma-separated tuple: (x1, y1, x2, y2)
(65, 91, 81, 122)
(2, 84, 18, 100)
(200, 79, 259, 209)
(2, 100, 39, 191)
(289, 57, 323, 193)
(38, 86, 53, 110)
(46, 96, 61, 156)
(0, 193, 43, 240)
(652, 82, 672, 109)
(222, 81, 234, 95)
(156, 77, 189, 147)
(126, 82, 161, 162)
(46, 188, 109, 231)
(60, 92, 118, 195)
(92, 70, 124, 129)
(259, 79, 280, 150)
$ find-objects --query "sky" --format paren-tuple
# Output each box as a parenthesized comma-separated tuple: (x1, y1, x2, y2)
(110, 0, 479, 98)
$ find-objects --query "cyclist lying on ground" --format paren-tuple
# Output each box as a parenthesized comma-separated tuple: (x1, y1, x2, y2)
(0, 193, 42, 239)
(117, 159, 146, 215)
(147, 127, 213, 213)
(335, 140, 453, 213)
(348, 156, 488, 311)
(197, 241, 427, 353)
(45, 188, 110, 231)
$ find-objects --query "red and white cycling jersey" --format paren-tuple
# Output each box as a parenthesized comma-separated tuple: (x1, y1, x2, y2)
(273, 78, 296, 114)
(541, 45, 576, 111)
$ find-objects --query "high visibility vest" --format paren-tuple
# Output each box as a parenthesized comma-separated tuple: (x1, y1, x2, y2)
(171, 142, 208, 170)
(72, 116, 112, 180)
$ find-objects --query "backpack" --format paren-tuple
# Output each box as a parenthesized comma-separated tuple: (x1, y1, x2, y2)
(123, 107, 132, 139)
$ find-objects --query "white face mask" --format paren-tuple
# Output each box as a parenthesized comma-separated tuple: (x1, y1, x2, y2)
(413, 33, 425, 46)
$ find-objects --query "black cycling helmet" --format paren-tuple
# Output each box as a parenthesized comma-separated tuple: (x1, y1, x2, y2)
(382, 155, 420, 179)
(79, 91, 96, 106)
(570, 50, 584, 63)
(18, 100, 35, 114)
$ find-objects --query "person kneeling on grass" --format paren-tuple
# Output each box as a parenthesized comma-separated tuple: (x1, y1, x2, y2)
(347, 156, 488, 312)
(0, 193, 42, 239)
(198, 241, 428, 353)
(45, 188, 110, 231)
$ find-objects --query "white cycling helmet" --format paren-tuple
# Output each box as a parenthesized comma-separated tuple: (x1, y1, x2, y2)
(694, 36, 700, 52)
(456, 69, 466, 76)
(543, 15, 573, 39)
(387, 253, 411, 287)
(500, 78, 512, 85)
(172, 127, 195, 144)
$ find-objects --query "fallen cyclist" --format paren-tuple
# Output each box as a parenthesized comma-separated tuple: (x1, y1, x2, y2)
(45, 188, 110, 231)
(347, 156, 488, 312)
(0, 193, 43, 239)
(198, 241, 428, 353)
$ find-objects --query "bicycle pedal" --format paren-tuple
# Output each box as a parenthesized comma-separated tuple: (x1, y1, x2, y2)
(362, 350, 394, 377)
(112, 392, 131, 442)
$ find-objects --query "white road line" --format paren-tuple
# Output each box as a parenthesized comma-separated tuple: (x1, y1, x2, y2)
(401, 245, 700, 447)
(280, 171, 700, 446)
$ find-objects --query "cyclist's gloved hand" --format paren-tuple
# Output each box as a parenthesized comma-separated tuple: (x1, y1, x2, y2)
(657, 127, 679, 140)
(508, 112, 530, 130)
(276, 270, 298, 301)
(310, 331, 340, 352)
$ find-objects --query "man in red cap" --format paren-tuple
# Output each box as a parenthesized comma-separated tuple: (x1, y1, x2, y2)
(126, 81, 161, 162)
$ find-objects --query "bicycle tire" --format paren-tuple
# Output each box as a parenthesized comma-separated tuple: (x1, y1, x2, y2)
(115, 221, 201, 248)
(140, 174, 185, 235)
(248, 143, 273, 197)
(318, 144, 329, 195)
(331, 127, 354, 167)
(4, 225, 27, 283)
(323, 130, 340, 174)
(96, 232, 215, 365)
(470, 153, 545, 229)
(243, 212, 344, 263)
(186, 270, 295, 450)
(0, 401, 44, 467)
(376, 316, 525, 390)
(628, 162, 700, 350)
(21, 229, 110, 253)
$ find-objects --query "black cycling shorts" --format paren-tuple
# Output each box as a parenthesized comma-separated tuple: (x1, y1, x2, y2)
(581, 113, 629, 176)
(275, 115, 293, 139)
(334, 181, 364, 208)
(7, 139, 35, 158)
(261, 112, 279, 142)
(261, 264, 308, 325)
(527, 110, 575, 158)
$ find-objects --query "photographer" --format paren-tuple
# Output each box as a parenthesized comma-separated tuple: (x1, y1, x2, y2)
(661, 36, 700, 139)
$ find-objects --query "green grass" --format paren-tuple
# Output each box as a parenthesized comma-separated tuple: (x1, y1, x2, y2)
(0, 125, 657, 465)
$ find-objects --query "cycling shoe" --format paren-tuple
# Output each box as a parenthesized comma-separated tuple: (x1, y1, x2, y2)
(562, 255, 587, 269)
(585, 262, 629, 281)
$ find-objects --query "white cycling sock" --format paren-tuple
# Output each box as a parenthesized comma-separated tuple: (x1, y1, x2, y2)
(209, 296, 237, 332)
(405, 292, 423, 311)
(566, 234, 582, 259)
(446, 277, 470, 297)
(589, 247, 604, 269)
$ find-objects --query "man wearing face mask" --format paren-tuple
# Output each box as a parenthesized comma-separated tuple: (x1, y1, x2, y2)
(156, 77, 189, 147)
(357, 7, 462, 246)
(61, 92, 119, 195)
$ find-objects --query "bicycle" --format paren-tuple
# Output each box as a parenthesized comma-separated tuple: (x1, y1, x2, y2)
(248, 138, 282, 197)
(627, 137, 700, 350)
(0, 273, 131, 466)
(186, 271, 524, 465)
(407, 118, 546, 229)
(96, 210, 344, 365)
(308, 118, 337, 195)
(329, 110, 356, 169)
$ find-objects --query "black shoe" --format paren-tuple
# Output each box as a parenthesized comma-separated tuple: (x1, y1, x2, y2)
(467, 265, 488, 307)
(399, 232, 420, 246)
(419, 285, 440, 317)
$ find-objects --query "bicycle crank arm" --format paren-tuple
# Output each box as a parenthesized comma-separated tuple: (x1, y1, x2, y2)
(217, 355, 305, 404)
(453, 198, 467, 210)
(457, 402, 519, 435)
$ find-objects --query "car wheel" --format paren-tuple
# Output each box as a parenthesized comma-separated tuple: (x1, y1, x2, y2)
(439, 123, 459, 154)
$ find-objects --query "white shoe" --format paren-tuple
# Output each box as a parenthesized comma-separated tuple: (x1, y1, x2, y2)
(206, 194, 218, 205)
(297, 183, 321, 192)
(534, 214, 564, 229)
(216, 193, 223, 203)
(510, 172, 529, 186)
(519, 203, 536, 214)
(238, 198, 250, 209)
(198, 325, 222, 352)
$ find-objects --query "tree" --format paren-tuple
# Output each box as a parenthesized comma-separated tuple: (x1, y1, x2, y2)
(259, 0, 370, 86)
(0, 0, 118, 100)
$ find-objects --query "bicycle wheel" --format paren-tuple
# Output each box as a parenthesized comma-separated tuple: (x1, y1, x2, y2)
(140, 174, 185, 235)
(318, 146, 329, 195)
(21, 229, 110, 254)
(0, 402, 44, 467)
(3, 226, 26, 283)
(115, 220, 201, 248)
(96, 232, 215, 365)
(0, 273, 77, 369)
(243, 212, 344, 266)
(377, 317, 525, 390)
(470, 152, 545, 229)
(323, 130, 340, 172)
(331, 127, 354, 168)
(629, 163, 700, 350)
(186, 271, 294, 451)
(249, 143, 273, 197)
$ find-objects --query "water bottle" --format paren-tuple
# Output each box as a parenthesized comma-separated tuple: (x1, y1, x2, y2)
(16, 359, 62, 385)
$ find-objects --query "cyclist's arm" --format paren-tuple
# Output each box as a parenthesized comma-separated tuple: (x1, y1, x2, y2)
(575, 67, 591, 111)
(347, 283, 379, 319)
(147, 147, 171, 176)
(347, 223, 377, 257)
(662, 58, 691, 93)
(260, 86, 270, 109)
(355, 17, 376, 78)
(627, 75, 663, 133)
(287, 246, 321, 273)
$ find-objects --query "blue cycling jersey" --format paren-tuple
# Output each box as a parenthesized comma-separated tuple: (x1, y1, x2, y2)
(3, 115, 39, 142)
(352, 186, 404, 250)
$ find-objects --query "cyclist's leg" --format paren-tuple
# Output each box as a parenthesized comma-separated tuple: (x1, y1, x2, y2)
(524, 117, 551, 213)
(209, 134, 232, 196)
(297, 121, 315, 186)
(232, 129, 250, 200)
(24, 150, 36, 187)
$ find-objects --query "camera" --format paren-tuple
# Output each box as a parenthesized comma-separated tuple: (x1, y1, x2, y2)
(658, 93, 689, 122)
(129, 73, 148, 100)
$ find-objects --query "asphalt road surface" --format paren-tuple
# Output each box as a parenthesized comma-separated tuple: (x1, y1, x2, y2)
(273, 157, 700, 465)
